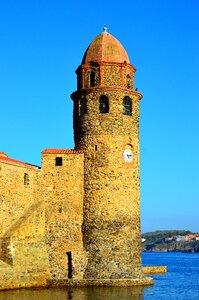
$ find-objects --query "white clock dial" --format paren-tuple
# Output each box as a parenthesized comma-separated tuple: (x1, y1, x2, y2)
(123, 149, 133, 162)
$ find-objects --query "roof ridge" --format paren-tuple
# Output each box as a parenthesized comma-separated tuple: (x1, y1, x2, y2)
(42, 148, 84, 154)
(0, 156, 39, 169)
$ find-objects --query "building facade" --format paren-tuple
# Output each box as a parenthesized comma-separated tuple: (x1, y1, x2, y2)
(0, 29, 152, 289)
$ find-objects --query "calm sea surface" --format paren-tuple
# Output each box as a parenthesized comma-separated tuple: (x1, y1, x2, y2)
(0, 252, 199, 300)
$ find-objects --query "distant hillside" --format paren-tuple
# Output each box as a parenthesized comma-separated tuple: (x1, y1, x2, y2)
(142, 230, 199, 253)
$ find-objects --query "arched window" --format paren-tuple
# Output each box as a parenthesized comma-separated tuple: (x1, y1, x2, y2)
(126, 74, 131, 89)
(99, 95, 109, 113)
(24, 173, 29, 185)
(90, 71, 95, 87)
(123, 96, 132, 116)
(79, 98, 87, 116)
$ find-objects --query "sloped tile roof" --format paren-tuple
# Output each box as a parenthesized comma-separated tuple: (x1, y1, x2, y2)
(42, 148, 84, 154)
(0, 153, 39, 169)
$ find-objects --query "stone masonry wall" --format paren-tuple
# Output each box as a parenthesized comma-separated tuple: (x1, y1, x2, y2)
(0, 150, 86, 289)
(103, 65, 122, 87)
(0, 160, 39, 238)
(78, 93, 142, 279)
(72, 57, 143, 279)
(76, 62, 135, 91)
(39, 150, 85, 280)
(0, 201, 50, 290)
(0, 157, 50, 290)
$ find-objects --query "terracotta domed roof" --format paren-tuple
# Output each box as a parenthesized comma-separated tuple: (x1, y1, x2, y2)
(82, 29, 130, 64)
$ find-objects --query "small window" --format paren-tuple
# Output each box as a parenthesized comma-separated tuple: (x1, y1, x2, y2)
(123, 96, 132, 116)
(90, 71, 95, 87)
(79, 98, 87, 116)
(99, 95, 109, 113)
(24, 173, 29, 185)
(55, 157, 63, 166)
(126, 75, 131, 89)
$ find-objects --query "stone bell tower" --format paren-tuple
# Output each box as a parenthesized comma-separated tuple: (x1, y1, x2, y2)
(71, 27, 145, 281)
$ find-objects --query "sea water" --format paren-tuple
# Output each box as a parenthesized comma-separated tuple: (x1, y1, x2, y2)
(143, 252, 199, 299)
(0, 252, 199, 300)
(143, 252, 199, 300)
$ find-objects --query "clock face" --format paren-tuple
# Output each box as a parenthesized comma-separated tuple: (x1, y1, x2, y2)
(123, 149, 133, 162)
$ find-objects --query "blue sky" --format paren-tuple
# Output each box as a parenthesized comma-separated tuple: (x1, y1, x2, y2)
(0, 0, 199, 233)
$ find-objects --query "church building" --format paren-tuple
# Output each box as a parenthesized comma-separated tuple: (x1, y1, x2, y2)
(0, 28, 152, 289)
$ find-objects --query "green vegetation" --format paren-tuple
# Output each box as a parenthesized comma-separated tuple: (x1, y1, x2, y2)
(142, 230, 193, 252)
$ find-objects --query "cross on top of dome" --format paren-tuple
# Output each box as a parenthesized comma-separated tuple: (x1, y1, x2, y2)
(103, 24, 107, 32)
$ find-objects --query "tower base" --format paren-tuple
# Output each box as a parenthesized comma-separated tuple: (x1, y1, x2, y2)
(48, 277, 153, 287)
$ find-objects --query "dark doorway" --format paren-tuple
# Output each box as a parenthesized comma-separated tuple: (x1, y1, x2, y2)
(66, 251, 72, 278)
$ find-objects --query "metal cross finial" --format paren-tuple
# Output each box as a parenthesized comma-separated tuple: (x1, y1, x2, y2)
(103, 24, 107, 32)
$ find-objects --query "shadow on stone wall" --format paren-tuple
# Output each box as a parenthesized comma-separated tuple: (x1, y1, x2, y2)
(0, 201, 50, 290)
